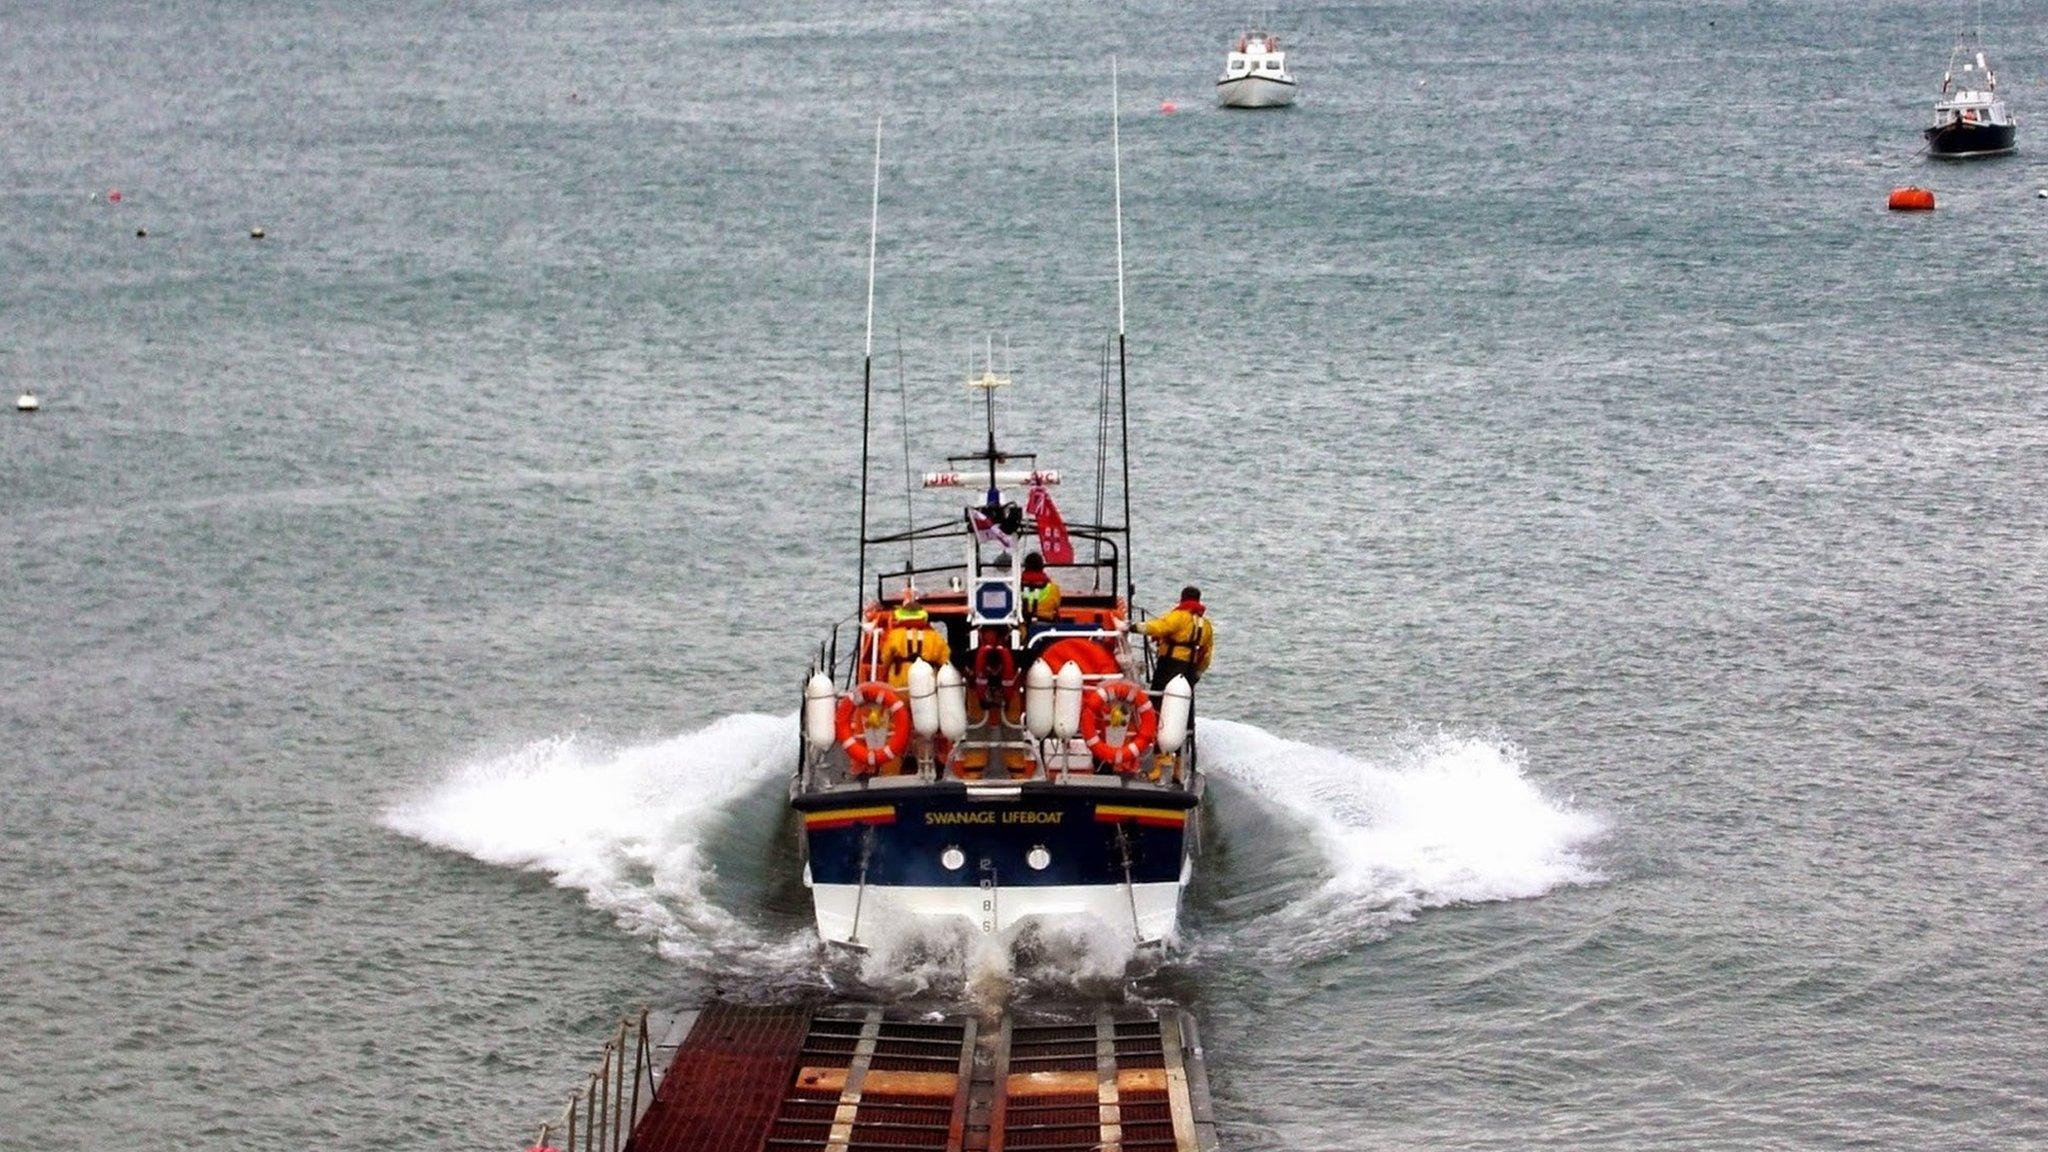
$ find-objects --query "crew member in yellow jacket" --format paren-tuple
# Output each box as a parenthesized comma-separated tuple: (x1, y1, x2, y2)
(880, 591, 952, 688)
(1020, 551, 1062, 633)
(1137, 585, 1214, 692)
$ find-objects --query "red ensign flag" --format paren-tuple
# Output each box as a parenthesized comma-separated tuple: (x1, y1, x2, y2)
(1026, 481, 1074, 564)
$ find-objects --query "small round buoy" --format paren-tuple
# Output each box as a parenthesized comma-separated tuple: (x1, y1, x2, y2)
(250, 226, 266, 239)
(17, 393, 40, 413)
(1159, 100, 1177, 114)
(135, 227, 148, 237)
(107, 189, 122, 203)
(1888, 186, 1935, 212)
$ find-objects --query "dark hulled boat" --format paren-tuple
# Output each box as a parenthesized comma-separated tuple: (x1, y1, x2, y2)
(1925, 38, 2016, 158)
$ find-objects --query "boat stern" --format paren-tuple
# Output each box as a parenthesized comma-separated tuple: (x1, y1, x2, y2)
(797, 784, 1197, 949)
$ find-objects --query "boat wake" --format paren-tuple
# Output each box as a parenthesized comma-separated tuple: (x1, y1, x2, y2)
(381, 714, 819, 983)
(1191, 719, 1607, 964)
(383, 712, 1604, 995)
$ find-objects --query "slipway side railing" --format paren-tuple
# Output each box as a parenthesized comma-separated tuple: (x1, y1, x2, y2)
(529, 1010, 656, 1152)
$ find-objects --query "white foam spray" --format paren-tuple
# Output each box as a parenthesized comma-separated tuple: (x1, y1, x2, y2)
(1196, 719, 1606, 962)
(382, 713, 816, 976)
(384, 711, 1603, 990)
(848, 904, 1144, 1007)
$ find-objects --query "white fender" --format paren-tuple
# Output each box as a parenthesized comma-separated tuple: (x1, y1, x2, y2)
(907, 660, 940, 737)
(936, 664, 968, 741)
(1052, 661, 1084, 739)
(1156, 675, 1193, 753)
(1024, 660, 1056, 739)
(802, 672, 837, 750)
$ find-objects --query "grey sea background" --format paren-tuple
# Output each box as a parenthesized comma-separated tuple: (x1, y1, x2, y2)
(5, 0, 2046, 1148)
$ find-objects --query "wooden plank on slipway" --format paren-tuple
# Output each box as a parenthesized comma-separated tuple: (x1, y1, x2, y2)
(1096, 1008, 1125, 1152)
(1158, 1012, 1200, 1152)
(824, 1008, 884, 1149)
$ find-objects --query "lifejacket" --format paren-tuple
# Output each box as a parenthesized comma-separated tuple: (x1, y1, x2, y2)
(882, 620, 949, 686)
(970, 633, 1017, 703)
(1020, 571, 1060, 622)
(897, 626, 938, 663)
(1152, 599, 1213, 670)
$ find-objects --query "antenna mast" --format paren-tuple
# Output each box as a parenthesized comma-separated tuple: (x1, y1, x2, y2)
(1111, 57, 1135, 604)
(856, 116, 882, 618)
(895, 328, 916, 571)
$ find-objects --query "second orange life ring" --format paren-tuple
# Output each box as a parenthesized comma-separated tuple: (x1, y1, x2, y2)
(1080, 679, 1158, 774)
(1037, 636, 1119, 679)
(835, 682, 911, 774)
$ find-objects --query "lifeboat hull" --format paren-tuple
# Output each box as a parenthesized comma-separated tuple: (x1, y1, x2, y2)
(794, 781, 1199, 947)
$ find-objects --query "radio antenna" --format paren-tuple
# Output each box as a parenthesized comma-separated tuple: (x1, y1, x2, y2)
(895, 326, 915, 571)
(856, 115, 882, 618)
(1111, 57, 1135, 604)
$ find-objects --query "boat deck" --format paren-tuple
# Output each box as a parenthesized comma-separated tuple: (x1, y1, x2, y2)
(622, 1002, 1218, 1152)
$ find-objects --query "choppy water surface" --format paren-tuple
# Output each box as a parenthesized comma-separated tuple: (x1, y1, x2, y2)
(4, 1, 2045, 1148)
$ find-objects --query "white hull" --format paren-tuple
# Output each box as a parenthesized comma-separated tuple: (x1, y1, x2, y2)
(1217, 74, 1296, 108)
(809, 878, 1186, 947)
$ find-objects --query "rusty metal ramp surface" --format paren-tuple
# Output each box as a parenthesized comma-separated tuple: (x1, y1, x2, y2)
(768, 1006, 977, 1151)
(626, 1004, 814, 1152)
(617, 1002, 1213, 1152)
(990, 1008, 1210, 1152)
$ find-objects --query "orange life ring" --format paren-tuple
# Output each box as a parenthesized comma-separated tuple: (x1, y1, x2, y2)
(834, 682, 911, 775)
(1037, 636, 1119, 678)
(1079, 680, 1158, 774)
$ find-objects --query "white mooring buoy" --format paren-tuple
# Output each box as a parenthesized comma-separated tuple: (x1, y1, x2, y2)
(17, 392, 41, 413)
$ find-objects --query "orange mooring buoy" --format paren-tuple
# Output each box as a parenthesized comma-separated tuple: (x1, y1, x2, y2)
(1889, 186, 1936, 211)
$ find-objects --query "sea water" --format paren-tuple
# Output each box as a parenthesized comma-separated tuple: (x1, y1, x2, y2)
(4, 1, 2045, 1148)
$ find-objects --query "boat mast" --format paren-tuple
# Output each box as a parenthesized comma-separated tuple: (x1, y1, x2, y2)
(856, 116, 882, 618)
(1111, 57, 1135, 604)
(894, 329, 916, 571)
(984, 336, 1005, 496)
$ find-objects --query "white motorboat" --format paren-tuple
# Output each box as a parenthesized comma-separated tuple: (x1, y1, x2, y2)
(1217, 31, 1296, 108)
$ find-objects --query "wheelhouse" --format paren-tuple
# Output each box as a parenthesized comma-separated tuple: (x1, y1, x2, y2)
(1932, 43, 2014, 129)
(1223, 32, 1287, 78)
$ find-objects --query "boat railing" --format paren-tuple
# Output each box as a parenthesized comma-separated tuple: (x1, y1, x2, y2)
(801, 621, 1198, 790)
(818, 623, 1143, 694)
(865, 520, 1126, 602)
(529, 1010, 657, 1152)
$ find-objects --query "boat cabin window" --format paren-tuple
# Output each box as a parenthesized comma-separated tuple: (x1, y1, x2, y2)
(1230, 60, 1246, 72)
(1264, 60, 1280, 70)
